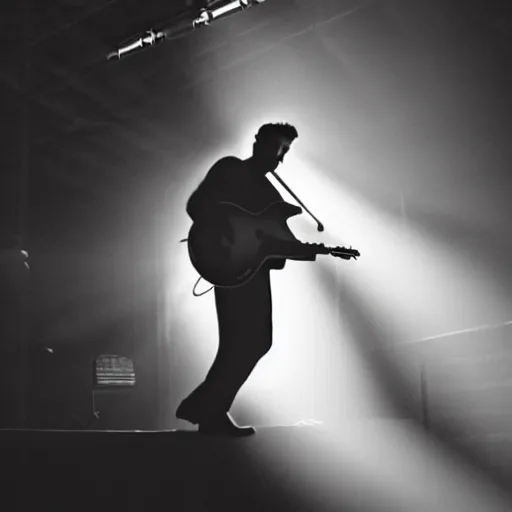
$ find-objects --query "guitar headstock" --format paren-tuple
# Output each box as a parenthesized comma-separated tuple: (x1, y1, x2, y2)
(302, 243, 360, 261)
(329, 246, 360, 260)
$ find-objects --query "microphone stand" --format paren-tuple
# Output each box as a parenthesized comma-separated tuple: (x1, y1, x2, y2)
(270, 171, 325, 232)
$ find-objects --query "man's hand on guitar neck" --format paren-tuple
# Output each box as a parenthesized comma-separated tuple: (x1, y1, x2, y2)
(292, 252, 317, 262)
(264, 258, 286, 270)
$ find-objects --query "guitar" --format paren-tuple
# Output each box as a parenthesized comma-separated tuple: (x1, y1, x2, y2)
(187, 201, 360, 288)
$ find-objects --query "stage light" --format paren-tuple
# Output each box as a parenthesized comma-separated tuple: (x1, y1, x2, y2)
(210, 0, 267, 19)
(108, 0, 269, 60)
(211, 1, 246, 18)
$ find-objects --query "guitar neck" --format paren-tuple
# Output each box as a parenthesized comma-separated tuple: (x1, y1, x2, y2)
(268, 240, 331, 260)
(291, 241, 359, 261)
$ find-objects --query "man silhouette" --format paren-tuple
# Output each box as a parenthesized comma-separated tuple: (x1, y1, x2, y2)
(177, 123, 315, 436)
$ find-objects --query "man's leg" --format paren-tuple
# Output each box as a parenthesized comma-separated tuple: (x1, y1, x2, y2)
(177, 271, 272, 428)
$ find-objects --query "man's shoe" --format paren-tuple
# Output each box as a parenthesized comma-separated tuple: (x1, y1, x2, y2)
(198, 412, 256, 437)
(176, 399, 201, 425)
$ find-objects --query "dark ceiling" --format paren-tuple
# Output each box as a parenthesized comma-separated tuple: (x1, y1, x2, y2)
(0, 0, 209, 244)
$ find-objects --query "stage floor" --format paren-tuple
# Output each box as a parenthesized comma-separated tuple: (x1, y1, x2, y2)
(4, 420, 512, 512)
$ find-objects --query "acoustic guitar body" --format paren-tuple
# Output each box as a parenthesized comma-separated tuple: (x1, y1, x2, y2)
(187, 201, 303, 288)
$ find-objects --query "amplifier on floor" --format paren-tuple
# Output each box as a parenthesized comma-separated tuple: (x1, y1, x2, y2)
(87, 355, 136, 428)
(94, 355, 136, 388)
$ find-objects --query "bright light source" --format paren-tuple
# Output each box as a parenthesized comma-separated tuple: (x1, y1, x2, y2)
(212, 1, 245, 18)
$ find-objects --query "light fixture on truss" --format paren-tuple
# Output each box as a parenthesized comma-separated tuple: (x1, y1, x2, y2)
(107, 0, 268, 60)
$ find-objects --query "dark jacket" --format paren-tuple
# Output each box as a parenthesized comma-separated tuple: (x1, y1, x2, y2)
(186, 156, 287, 270)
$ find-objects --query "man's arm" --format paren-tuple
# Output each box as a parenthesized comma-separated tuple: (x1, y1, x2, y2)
(265, 259, 286, 270)
(186, 157, 240, 222)
(264, 251, 316, 271)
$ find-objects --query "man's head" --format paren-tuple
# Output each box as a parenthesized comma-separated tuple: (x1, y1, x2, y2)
(251, 122, 298, 174)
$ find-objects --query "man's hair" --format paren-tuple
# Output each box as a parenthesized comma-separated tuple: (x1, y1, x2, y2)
(255, 122, 298, 143)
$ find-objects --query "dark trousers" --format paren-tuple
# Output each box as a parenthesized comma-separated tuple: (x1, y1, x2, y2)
(183, 270, 273, 418)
